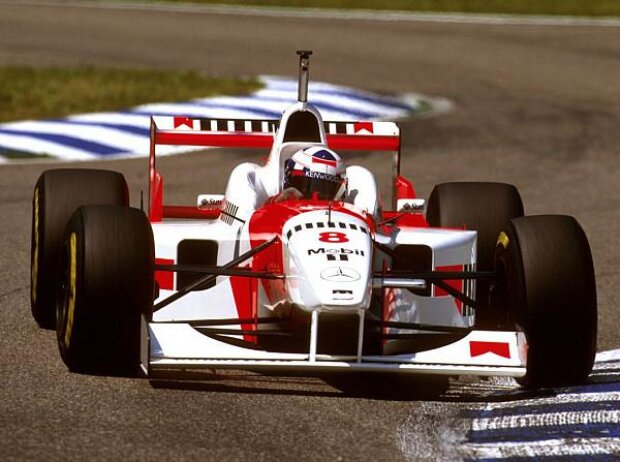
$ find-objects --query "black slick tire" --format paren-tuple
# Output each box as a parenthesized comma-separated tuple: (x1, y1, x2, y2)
(56, 205, 154, 375)
(30, 169, 128, 328)
(426, 182, 524, 328)
(494, 215, 597, 388)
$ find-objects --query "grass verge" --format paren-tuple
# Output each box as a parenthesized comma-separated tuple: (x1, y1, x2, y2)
(150, 0, 620, 17)
(0, 67, 261, 123)
(0, 150, 52, 159)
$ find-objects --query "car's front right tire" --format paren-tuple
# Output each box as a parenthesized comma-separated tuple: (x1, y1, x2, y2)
(56, 205, 154, 375)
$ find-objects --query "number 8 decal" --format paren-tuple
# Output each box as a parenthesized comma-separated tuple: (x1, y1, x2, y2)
(319, 232, 349, 243)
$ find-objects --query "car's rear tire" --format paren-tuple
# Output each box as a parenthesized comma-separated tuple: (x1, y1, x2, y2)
(494, 215, 597, 388)
(31, 169, 128, 329)
(56, 205, 154, 375)
(426, 182, 524, 328)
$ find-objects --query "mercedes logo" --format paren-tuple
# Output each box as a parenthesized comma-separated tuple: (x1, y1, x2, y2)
(320, 266, 361, 282)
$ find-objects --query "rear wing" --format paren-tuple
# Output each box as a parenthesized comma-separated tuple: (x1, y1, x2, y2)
(149, 116, 410, 221)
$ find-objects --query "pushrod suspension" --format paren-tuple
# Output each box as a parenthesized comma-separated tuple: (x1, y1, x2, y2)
(153, 237, 277, 312)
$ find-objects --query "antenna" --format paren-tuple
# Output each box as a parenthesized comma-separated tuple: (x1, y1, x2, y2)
(296, 50, 312, 103)
(328, 200, 332, 224)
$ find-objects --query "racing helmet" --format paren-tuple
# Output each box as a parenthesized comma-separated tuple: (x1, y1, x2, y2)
(283, 146, 346, 200)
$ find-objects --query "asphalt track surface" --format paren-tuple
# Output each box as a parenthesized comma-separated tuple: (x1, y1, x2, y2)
(1, 1, 620, 460)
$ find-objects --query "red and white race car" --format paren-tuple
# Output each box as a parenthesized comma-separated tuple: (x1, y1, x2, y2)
(31, 51, 597, 389)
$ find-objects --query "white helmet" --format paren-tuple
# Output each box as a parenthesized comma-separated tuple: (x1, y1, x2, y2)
(283, 146, 346, 200)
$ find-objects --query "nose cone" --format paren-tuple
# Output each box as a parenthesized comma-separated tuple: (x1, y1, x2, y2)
(283, 210, 372, 312)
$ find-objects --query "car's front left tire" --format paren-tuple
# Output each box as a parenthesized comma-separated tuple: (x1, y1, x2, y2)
(494, 215, 597, 388)
(426, 182, 524, 328)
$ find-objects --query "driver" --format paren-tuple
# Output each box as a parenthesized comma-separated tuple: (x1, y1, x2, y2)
(282, 146, 347, 200)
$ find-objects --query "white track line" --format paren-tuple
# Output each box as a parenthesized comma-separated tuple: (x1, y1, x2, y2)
(597, 349, 620, 363)
(67, 112, 150, 128)
(0, 121, 147, 150)
(1, 0, 620, 27)
(473, 410, 620, 431)
(482, 391, 620, 411)
(462, 437, 620, 458)
(0, 133, 97, 160)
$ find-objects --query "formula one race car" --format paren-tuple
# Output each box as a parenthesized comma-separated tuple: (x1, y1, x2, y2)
(30, 51, 597, 389)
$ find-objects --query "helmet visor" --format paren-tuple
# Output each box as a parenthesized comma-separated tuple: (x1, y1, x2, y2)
(286, 171, 342, 200)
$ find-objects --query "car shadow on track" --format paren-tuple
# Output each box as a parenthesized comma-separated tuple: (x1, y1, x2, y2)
(147, 360, 620, 403)
(149, 370, 452, 402)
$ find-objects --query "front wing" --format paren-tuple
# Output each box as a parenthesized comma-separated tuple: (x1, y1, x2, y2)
(141, 318, 527, 378)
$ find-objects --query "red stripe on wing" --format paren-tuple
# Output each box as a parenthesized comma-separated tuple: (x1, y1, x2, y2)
(470, 341, 511, 359)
